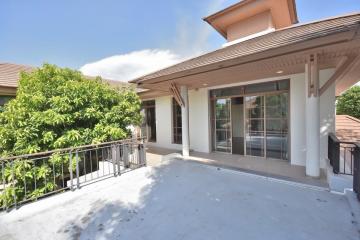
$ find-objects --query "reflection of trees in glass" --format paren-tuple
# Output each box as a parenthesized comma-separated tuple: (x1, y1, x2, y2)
(265, 93, 288, 133)
(266, 93, 288, 118)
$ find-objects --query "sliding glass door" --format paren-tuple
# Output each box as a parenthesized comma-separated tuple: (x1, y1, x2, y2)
(244, 93, 288, 160)
(245, 96, 265, 157)
(214, 98, 231, 153)
(141, 100, 156, 142)
(265, 93, 288, 160)
(210, 79, 289, 160)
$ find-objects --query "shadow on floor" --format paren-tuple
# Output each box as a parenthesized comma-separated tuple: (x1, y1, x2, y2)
(57, 159, 357, 240)
(146, 146, 328, 188)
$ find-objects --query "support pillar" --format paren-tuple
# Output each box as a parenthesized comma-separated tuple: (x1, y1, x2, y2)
(180, 85, 190, 157)
(305, 54, 320, 177)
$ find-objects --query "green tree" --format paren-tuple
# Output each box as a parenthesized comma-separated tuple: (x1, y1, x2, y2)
(336, 85, 360, 119)
(0, 64, 141, 207)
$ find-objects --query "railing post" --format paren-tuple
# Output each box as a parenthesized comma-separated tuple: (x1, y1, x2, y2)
(69, 151, 74, 191)
(75, 150, 80, 189)
(328, 133, 340, 174)
(328, 135, 333, 166)
(123, 144, 129, 168)
(11, 161, 17, 208)
(333, 140, 340, 174)
(116, 144, 121, 175)
(353, 143, 360, 200)
(111, 145, 117, 176)
(139, 143, 146, 166)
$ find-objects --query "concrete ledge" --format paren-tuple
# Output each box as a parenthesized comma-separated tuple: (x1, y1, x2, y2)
(326, 159, 353, 193)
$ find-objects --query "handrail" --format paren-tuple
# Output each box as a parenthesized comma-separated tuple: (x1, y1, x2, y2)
(328, 133, 358, 175)
(0, 137, 146, 162)
(0, 137, 147, 210)
(353, 143, 360, 200)
(328, 132, 356, 145)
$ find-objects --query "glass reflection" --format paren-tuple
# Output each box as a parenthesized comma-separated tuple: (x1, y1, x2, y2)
(215, 99, 231, 153)
(245, 96, 265, 157)
(265, 93, 288, 160)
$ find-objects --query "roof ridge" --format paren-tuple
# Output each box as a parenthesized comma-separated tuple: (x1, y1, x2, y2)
(277, 11, 360, 32)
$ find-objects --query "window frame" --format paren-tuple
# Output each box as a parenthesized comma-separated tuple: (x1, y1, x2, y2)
(172, 98, 182, 144)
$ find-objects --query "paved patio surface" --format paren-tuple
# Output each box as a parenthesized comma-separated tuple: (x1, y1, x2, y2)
(0, 159, 359, 240)
(146, 146, 328, 187)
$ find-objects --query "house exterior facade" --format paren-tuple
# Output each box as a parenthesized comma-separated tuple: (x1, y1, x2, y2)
(0, 63, 33, 107)
(131, 0, 360, 178)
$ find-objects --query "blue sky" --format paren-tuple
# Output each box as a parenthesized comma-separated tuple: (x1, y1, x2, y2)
(1, 0, 360, 81)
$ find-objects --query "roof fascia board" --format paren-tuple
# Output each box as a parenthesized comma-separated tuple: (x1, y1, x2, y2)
(137, 29, 357, 86)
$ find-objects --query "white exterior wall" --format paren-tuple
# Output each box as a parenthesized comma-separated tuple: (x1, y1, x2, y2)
(147, 88, 210, 153)
(148, 69, 336, 169)
(290, 73, 307, 166)
(188, 88, 211, 153)
(319, 69, 336, 168)
(290, 69, 336, 167)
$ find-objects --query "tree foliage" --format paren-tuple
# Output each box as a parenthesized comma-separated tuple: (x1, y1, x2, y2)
(336, 85, 360, 119)
(0, 64, 141, 207)
(0, 63, 141, 157)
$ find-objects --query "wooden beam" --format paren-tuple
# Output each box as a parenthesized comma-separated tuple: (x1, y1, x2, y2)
(319, 55, 359, 96)
(169, 82, 184, 107)
(306, 53, 319, 97)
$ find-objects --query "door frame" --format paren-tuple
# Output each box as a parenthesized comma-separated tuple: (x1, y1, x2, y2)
(210, 90, 290, 160)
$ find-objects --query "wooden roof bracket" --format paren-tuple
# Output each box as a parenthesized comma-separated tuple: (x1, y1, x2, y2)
(306, 53, 319, 97)
(169, 81, 184, 107)
(319, 54, 359, 96)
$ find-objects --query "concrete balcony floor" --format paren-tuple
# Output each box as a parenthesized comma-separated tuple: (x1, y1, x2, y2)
(1, 158, 358, 240)
(146, 146, 328, 188)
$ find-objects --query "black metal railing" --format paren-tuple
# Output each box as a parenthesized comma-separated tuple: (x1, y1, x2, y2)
(328, 133, 360, 199)
(328, 133, 340, 172)
(0, 137, 146, 210)
(328, 133, 356, 175)
(353, 143, 360, 200)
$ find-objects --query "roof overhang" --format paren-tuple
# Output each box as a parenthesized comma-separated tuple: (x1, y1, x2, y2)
(137, 34, 360, 100)
(0, 86, 17, 96)
(203, 0, 298, 39)
(131, 13, 360, 99)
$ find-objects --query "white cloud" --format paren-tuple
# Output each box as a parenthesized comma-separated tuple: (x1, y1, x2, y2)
(80, 49, 184, 82)
(80, 0, 227, 82)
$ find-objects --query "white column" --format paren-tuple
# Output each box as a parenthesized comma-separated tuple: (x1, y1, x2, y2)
(305, 56, 320, 177)
(180, 85, 190, 157)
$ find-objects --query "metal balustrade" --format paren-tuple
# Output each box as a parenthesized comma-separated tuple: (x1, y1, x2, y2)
(0, 137, 146, 210)
(353, 143, 360, 200)
(328, 133, 356, 175)
(328, 133, 360, 200)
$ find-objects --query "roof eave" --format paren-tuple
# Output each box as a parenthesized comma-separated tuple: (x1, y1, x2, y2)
(134, 27, 359, 86)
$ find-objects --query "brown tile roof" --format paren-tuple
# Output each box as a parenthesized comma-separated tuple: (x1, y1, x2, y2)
(336, 115, 360, 142)
(0, 63, 33, 88)
(130, 13, 360, 84)
(0, 62, 130, 89)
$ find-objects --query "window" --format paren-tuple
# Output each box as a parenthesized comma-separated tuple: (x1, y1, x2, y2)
(172, 98, 182, 144)
(141, 100, 156, 142)
(0, 96, 14, 112)
(210, 79, 289, 98)
(0, 96, 14, 106)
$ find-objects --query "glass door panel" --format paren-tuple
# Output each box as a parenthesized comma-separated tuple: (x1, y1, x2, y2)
(214, 99, 231, 153)
(231, 97, 244, 155)
(265, 93, 288, 160)
(245, 96, 265, 157)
